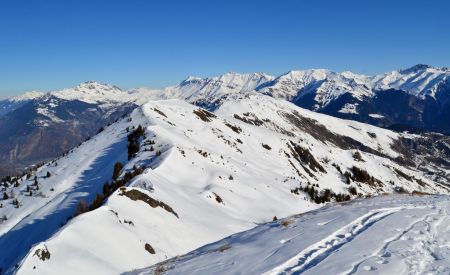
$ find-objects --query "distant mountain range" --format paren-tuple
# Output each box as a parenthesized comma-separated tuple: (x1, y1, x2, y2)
(1, 64, 449, 177)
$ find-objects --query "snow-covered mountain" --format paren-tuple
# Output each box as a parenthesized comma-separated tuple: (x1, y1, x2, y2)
(2, 94, 449, 274)
(0, 82, 136, 177)
(0, 74, 279, 177)
(133, 65, 450, 134)
(261, 65, 450, 134)
(373, 64, 450, 98)
(131, 72, 274, 109)
(51, 81, 134, 105)
(131, 194, 450, 275)
(257, 69, 372, 104)
(3, 64, 450, 177)
(0, 91, 44, 117)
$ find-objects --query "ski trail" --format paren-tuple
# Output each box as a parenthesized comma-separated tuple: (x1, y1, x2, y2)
(344, 203, 449, 275)
(262, 207, 401, 275)
(344, 212, 437, 275)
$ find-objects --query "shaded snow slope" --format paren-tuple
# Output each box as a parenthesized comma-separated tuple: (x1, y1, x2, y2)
(0, 118, 130, 272)
(131, 195, 450, 275)
(7, 95, 450, 274)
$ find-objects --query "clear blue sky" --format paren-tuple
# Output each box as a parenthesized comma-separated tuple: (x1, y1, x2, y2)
(0, 0, 449, 96)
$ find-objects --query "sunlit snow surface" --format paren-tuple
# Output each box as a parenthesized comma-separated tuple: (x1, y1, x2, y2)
(5, 95, 450, 274)
(132, 195, 450, 275)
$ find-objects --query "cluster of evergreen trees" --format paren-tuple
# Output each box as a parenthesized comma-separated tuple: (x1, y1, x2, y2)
(75, 162, 144, 217)
(292, 184, 351, 204)
(128, 125, 145, 160)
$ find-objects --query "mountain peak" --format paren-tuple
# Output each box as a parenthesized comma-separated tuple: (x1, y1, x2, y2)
(8, 91, 44, 102)
(399, 64, 433, 74)
(49, 81, 129, 104)
(75, 80, 121, 91)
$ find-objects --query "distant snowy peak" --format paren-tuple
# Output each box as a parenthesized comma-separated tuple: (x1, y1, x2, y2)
(373, 64, 450, 98)
(8, 91, 44, 102)
(51, 81, 132, 104)
(177, 72, 274, 93)
(257, 69, 373, 108)
(0, 91, 45, 117)
(156, 72, 275, 107)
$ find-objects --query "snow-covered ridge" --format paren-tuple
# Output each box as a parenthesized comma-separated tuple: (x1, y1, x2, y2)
(4, 94, 449, 274)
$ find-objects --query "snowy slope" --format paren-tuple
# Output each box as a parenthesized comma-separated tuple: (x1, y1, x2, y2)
(0, 81, 135, 177)
(0, 116, 130, 271)
(131, 194, 450, 275)
(6, 94, 450, 274)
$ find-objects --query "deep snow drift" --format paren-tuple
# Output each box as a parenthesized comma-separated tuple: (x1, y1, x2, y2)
(131, 194, 450, 275)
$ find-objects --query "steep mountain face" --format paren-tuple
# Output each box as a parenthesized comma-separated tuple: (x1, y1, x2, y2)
(0, 82, 135, 177)
(2, 94, 449, 274)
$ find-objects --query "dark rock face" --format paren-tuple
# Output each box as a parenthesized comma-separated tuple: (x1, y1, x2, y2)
(0, 96, 136, 176)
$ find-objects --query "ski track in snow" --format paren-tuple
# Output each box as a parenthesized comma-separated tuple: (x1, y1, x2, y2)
(264, 208, 401, 275)
(133, 196, 450, 275)
(344, 203, 450, 275)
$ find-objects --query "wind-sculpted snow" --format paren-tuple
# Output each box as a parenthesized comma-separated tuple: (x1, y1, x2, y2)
(6, 95, 449, 274)
(131, 195, 450, 275)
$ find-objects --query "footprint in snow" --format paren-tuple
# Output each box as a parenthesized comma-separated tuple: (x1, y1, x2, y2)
(363, 265, 377, 271)
(376, 259, 389, 265)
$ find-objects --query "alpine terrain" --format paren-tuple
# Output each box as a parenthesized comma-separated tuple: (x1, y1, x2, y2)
(2, 64, 450, 176)
(0, 65, 450, 274)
